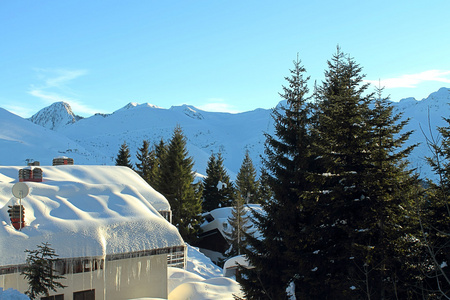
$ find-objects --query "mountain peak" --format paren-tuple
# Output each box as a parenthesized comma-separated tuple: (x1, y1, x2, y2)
(170, 104, 204, 120)
(427, 87, 450, 100)
(120, 102, 139, 110)
(117, 102, 162, 112)
(28, 101, 83, 130)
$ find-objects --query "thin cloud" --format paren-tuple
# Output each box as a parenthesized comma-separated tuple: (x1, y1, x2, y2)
(365, 70, 450, 88)
(44, 69, 87, 88)
(28, 68, 97, 116)
(29, 89, 67, 104)
(28, 89, 98, 116)
(197, 99, 241, 114)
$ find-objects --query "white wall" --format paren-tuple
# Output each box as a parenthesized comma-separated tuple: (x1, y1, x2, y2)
(0, 253, 168, 300)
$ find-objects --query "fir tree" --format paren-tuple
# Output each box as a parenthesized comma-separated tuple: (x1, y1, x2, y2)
(115, 141, 133, 169)
(202, 152, 234, 212)
(135, 140, 151, 183)
(241, 54, 315, 299)
(22, 242, 66, 300)
(157, 126, 203, 243)
(351, 87, 421, 299)
(306, 48, 420, 299)
(256, 168, 273, 204)
(151, 139, 168, 192)
(224, 193, 253, 258)
(297, 47, 376, 298)
(421, 112, 450, 298)
(235, 150, 260, 204)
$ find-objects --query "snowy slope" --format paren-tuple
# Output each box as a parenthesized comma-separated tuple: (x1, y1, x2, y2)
(4, 87, 450, 180)
(0, 165, 183, 266)
(0, 108, 108, 165)
(168, 245, 244, 300)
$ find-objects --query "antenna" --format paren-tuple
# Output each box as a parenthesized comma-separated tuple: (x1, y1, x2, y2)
(12, 182, 29, 230)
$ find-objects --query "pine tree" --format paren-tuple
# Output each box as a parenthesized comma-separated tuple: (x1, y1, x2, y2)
(22, 242, 66, 300)
(115, 141, 134, 169)
(293, 47, 376, 298)
(224, 193, 253, 258)
(157, 126, 203, 243)
(151, 139, 168, 192)
(306, 48, 420, 299)
(351, 87, 421, 299)
(421, 112, 450, 298)
(235, 150, 260, 204)
(256, 168, 273, 204)
(135, 140, 151, 183)
(241, 54, 315, 299)
(202, 152, 234, 212)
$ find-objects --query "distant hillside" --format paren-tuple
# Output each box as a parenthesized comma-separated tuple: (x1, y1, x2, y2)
(2, 87, 450, 180)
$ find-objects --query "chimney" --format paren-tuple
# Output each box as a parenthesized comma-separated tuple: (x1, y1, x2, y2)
(19, 167, 43, 182)
(53, 156, 74, 166)
(7, 205, 25, 230)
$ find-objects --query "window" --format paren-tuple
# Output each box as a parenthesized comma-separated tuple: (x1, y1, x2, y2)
(204, 214, 214, 222)
(73, 289, 95, 300)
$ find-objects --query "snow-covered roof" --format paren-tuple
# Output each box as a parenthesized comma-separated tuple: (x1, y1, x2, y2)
(223, 255, 251, 275)
(201, 204, 262, 238)
(0, 165, 184, 266)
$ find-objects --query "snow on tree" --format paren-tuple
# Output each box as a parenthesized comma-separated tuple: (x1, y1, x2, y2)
(305, 48, 421, 299)
(241, 49, 422, 299)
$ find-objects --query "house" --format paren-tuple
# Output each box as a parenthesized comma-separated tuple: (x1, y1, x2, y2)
(0, 164, 185, 300)
(197, 205, 262, 264)
(223, 255, 252, 278)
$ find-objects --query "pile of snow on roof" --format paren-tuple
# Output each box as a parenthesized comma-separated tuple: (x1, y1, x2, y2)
(0, 165, 184, 266)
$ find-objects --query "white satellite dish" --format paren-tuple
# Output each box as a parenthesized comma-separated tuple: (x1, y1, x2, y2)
(12, 182, 29, 199)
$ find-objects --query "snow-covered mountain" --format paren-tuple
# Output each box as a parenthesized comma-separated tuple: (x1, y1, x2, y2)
(3, 87, 450, 180)
(51, 102, 273, 178)
(28, 101, 83, 130)
(0, 107, 104, 166)
(391, 87, 450, 179)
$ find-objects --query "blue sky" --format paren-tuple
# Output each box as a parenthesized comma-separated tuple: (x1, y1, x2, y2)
(1, 0, 449, 117)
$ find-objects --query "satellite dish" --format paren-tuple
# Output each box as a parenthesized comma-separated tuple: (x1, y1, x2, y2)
(12, 182, 29, 199)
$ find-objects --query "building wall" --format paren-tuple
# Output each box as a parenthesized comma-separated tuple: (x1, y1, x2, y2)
(0, 253, 168, 300)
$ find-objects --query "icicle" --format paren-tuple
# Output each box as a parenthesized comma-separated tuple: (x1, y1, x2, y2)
(102, 257, 106, 300)
(137, 261, 141, 280)
(146, 259, 151, 273)
(115, 266, 122, 291)
(89, 260, 93, 290)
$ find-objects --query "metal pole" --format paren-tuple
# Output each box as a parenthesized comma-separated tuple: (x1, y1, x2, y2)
(19, 197, 22, 230)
